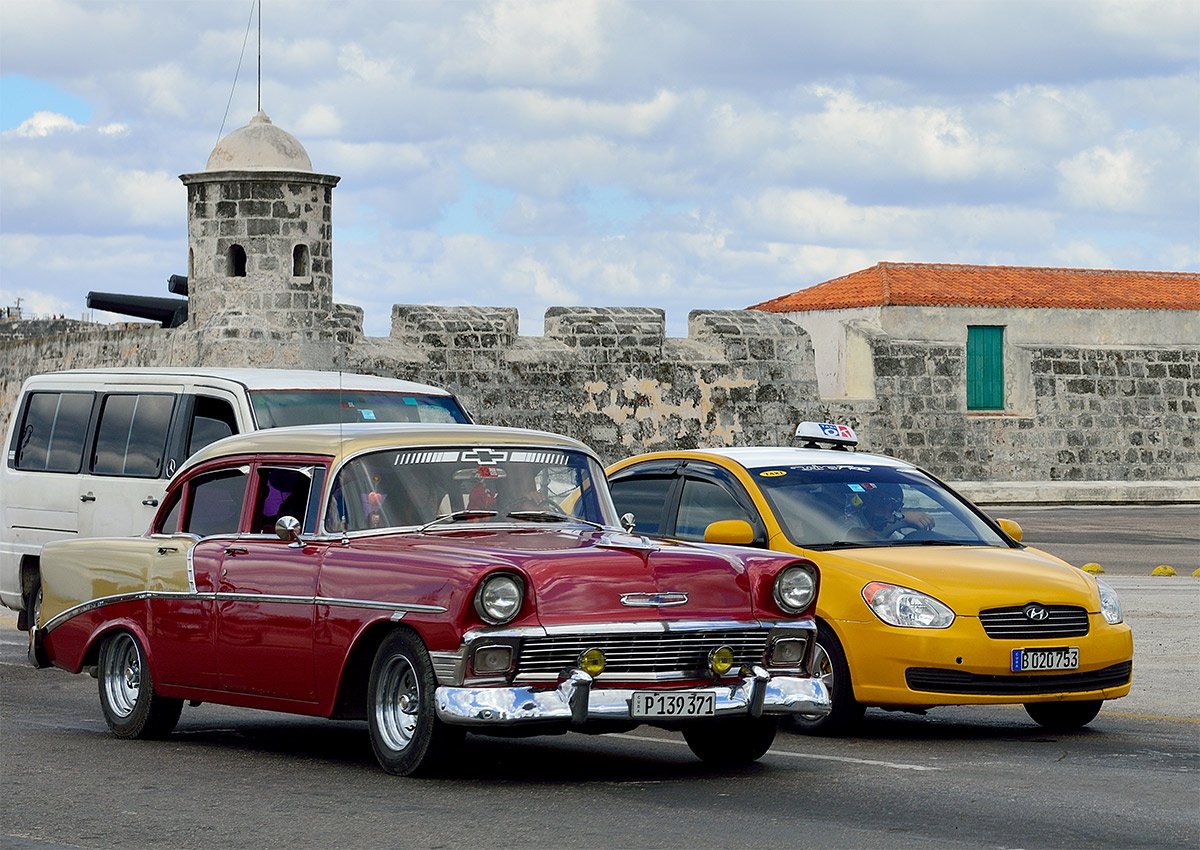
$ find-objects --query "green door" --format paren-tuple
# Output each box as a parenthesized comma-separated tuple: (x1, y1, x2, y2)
(967, 326, 1005, 411)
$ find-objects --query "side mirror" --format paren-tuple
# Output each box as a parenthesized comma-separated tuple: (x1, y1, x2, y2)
(620, 512, 636, 532)
(995, 518, 1023, 542)
(275, 515, 303, 547)
(704, 519, 756, 546)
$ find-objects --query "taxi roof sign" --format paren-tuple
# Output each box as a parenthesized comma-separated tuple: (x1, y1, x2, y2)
(795, 421, 859, 450)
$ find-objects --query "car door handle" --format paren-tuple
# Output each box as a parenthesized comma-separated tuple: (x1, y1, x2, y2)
(80, 492, 96, 503)
(143, 497, 160, 507)
(224, 546, 249, 556)
(157, 546, 178, 555)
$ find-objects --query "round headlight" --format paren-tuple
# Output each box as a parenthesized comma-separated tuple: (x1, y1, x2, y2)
(475, 573, 524, 625)
(774, 565, 817, 614)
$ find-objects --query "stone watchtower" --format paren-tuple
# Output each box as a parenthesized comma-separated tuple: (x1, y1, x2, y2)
(179, 111, 341, 340)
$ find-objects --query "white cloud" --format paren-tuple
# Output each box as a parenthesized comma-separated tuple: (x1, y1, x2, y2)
(446, 0, 610, 85)
(11, 111, 82, 137)
(1057, 144, 1151, 212)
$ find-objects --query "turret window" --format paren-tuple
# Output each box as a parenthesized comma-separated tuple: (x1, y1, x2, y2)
(229, 244, 247, 277)
(292, 244, 310, 277)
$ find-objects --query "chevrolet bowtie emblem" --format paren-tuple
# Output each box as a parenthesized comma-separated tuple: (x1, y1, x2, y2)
(620, 592, 689, 607)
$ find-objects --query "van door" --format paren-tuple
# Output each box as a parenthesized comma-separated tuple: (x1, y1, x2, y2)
(3, 389, 96, 565)
(79, 389, 181, 538)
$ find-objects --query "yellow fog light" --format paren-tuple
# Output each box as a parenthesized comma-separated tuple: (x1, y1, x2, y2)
(709, 645, 735, 676)
(579, 648, 606, 677)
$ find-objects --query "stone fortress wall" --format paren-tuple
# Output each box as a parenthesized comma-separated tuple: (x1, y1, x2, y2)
(2, 303, 1196, 502)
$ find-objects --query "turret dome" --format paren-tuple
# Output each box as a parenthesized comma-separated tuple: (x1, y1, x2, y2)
(205, 110, 312, 172)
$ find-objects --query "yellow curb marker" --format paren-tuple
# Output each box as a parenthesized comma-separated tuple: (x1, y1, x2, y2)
(1151, 564, 1176, 577)
(1080, 562, 1104, 574)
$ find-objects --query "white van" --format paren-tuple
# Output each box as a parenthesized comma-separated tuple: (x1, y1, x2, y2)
(0, 368, 471, 622)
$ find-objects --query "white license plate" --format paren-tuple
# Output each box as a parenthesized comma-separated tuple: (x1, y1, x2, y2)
(630, 691, 716, 718)
(1011, 646, 1079, 672)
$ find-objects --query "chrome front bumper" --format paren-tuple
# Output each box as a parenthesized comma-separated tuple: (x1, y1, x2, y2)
(435, 666, 831, 727)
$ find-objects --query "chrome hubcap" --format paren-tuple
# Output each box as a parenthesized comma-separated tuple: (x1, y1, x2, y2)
(375, 655, 420, 752)
(103, 634, 141, 717)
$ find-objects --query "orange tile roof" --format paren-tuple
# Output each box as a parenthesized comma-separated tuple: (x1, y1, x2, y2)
(748, 263, 1200, 312)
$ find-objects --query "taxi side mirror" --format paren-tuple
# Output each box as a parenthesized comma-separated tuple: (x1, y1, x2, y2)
(995, 518, 1023, 542)
(704, 519, 756, 546)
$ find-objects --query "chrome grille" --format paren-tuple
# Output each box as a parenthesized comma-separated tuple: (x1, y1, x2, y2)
(515, 629, 770, 682)
(979, 605, 1090, 639)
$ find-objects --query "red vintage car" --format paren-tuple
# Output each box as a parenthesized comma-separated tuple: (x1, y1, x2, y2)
(30, 423, 830, 775)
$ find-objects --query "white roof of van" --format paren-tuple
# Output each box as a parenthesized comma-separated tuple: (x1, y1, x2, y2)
(26, 368, 454, 396)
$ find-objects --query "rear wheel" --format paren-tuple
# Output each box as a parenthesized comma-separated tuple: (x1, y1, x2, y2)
(682, 717, 778, 766)
(25, 581, 43, 667)
(367, 630, 464, 776)
(1024, 700, 1102, 730)
(791, 620, 864, 736)
(97, 631, 182, 739)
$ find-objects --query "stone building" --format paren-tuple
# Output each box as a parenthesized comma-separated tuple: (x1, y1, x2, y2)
(1, 115, 1197, 503)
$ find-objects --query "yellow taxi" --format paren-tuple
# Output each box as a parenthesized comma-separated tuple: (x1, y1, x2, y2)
(607, 422, 1133, 733)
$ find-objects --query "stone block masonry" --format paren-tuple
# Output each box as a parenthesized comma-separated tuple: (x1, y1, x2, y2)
(1, 306, 1196, 497)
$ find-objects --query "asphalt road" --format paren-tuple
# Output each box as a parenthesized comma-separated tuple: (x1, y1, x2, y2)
(2, 506, 1197, 850)
(980, 504, 1198, 576)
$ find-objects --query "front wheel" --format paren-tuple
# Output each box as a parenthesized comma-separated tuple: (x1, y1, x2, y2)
(97, 631, 182, 739)
(791, 620, 865, 736)
(1024, 700, 1102, 730)
(682, 717, 778, 766)
(367, 630, 464, 776)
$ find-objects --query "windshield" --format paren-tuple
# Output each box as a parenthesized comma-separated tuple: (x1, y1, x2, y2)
(325, 445, 619, 533)
(751, 463, 1008, 550)
(250, 390, 471, 428)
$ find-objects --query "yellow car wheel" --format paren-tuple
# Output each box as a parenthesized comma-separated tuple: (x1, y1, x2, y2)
(791, 620, 864, 736)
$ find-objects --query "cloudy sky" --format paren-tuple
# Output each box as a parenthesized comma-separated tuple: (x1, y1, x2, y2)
(1, 0, 1197, 337)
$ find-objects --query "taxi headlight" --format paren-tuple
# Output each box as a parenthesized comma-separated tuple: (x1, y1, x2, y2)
(475, 573, 524, 625)
(774, 565, 817, 614)
(862, 581, 954, 629)
(1096, 578, 1123, 625)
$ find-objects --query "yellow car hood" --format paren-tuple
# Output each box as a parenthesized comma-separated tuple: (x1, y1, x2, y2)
(812, 544, 1101, 614)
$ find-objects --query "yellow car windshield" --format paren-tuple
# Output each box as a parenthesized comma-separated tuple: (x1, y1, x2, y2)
(750, 464, 1008, 550)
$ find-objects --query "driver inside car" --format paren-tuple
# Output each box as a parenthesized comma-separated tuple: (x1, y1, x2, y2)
(849, 482, 935, 540)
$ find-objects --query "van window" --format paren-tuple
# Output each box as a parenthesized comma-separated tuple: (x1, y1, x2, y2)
(249, 390, 470, 427)
(184, 468, 249, 537)
(91, 394, 176, 477)
(13, 391, 95, 473)
(188, 395, 239, 456)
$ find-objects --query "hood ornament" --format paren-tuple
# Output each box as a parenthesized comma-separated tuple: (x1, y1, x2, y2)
(620, 592, 688, 607)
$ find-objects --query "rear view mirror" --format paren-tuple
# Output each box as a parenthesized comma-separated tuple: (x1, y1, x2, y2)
(275, 515, 303, 546)
(996, 518, 1023, 542)
(704, 519, 756, 546)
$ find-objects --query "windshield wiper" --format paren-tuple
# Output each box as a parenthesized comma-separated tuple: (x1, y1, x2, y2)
(418, 510, 497, 531)
(506, 510, 606, 530)
(888, 539, 982, 547)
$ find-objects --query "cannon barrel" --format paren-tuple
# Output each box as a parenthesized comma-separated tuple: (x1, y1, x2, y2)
(167, 274, 189, 296)
(86, 292, 188, 328)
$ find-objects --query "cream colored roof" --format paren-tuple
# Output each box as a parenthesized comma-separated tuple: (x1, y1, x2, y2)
(177, 422, 596, 479)
(205, 110, 313, 172)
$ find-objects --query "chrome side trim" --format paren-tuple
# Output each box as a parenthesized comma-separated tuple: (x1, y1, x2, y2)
(435, 669, 831, 726)
(42, 590, 447, 635)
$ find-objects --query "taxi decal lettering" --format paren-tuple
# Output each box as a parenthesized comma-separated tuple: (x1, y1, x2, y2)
(759, 470, 787, 477)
